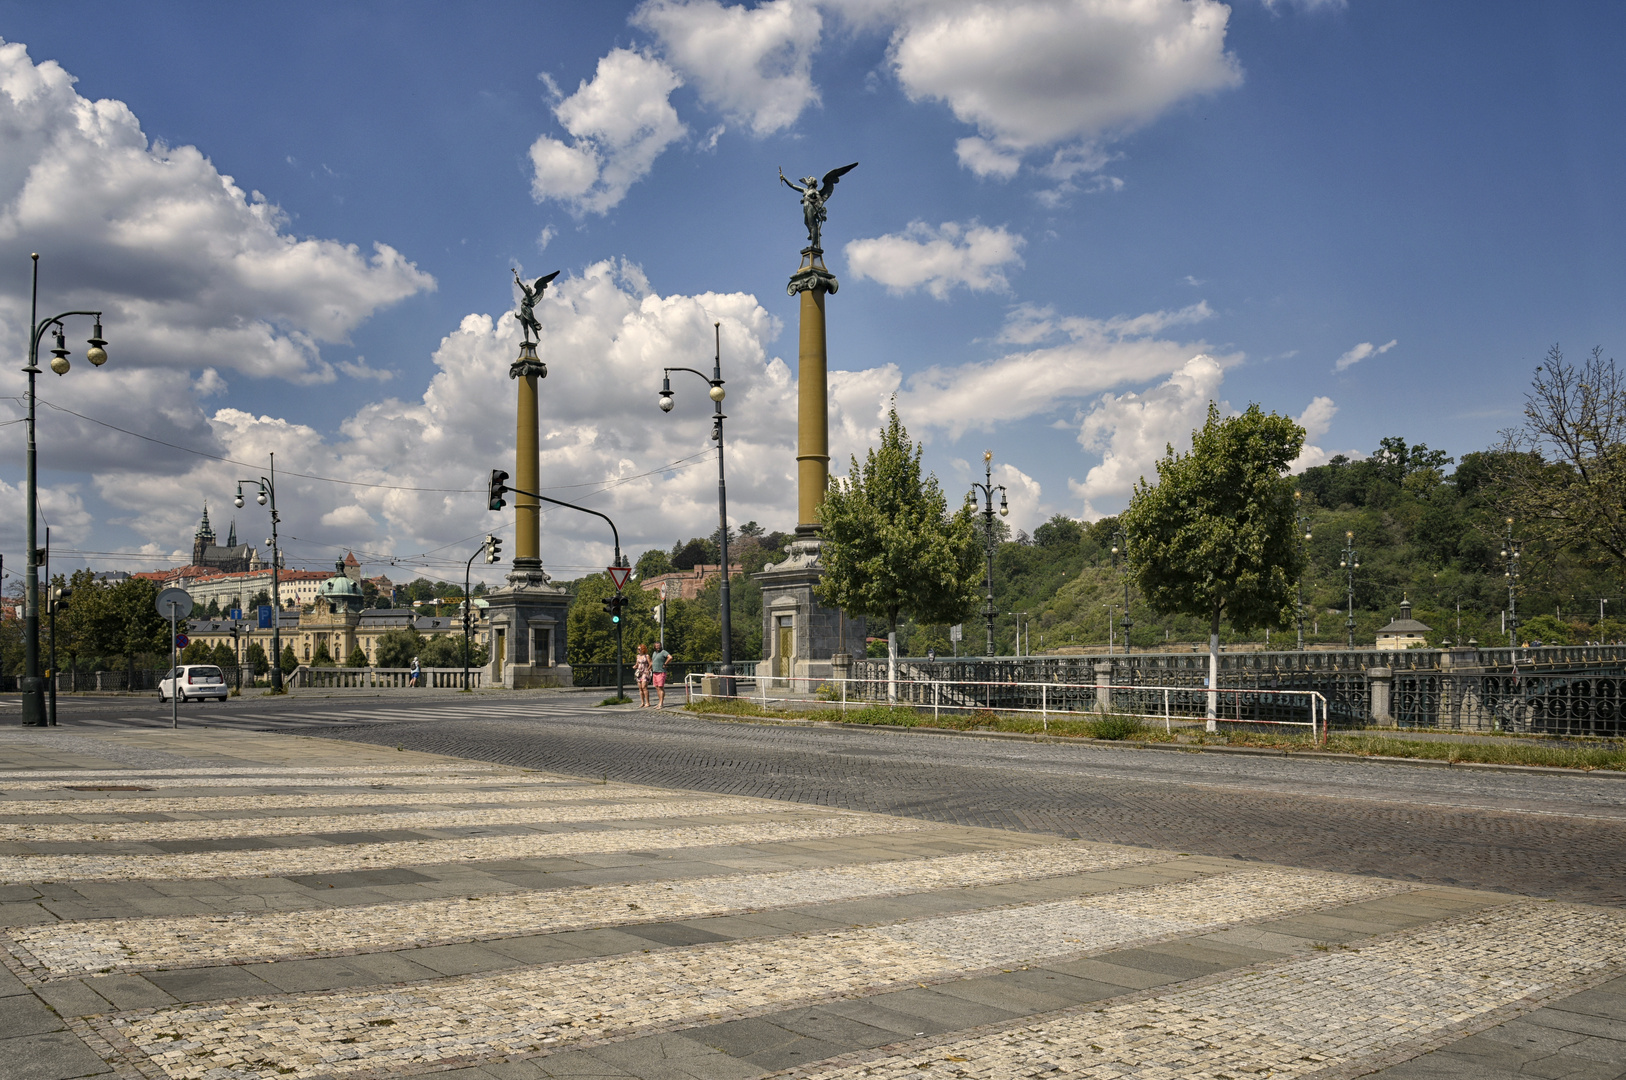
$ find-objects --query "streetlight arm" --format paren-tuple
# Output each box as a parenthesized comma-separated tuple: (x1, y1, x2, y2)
(505, 485, 623, 566)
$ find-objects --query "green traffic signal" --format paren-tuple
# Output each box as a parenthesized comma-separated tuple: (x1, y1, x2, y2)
(488, 468, 509, 511)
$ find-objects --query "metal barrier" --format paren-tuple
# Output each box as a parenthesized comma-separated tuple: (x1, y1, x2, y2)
(685, 673, 1326, 741)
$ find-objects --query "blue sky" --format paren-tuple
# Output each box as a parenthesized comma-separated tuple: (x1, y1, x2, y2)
(2, 0, 1624, 585)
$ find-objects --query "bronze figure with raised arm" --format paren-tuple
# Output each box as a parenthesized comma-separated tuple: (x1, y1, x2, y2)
(512, 269, 560, 342)
(780, 162, 858, 250)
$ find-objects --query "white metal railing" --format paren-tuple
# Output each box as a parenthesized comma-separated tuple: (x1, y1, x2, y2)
(290, 666, 483, 689)
(685, 673, 1327, 742)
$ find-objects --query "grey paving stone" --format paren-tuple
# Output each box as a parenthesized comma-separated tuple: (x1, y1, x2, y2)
(143, 965, 278, 1002)
(616, 922, 732, 947)
(1365, 1050, 1529, 1080)
(85, 973, 176, 1011)
(769, 1005, 911, 1050)
(33, 978, 112, 1018)
(813, 997, 949, 1038)
(478, 1058, 554, 1080)
(1521, 1007, 1626, 1044)
(590, 1031, 763, 1078)
(0, 993, 65, 1037)
(1038, 955, 1180, 990)
(0, 1029, 113, 1080)
(546, 927, 666, 957)
(244, 951, 439, 992)
(863, 987, 1023, 1031)
(0, 963, 27, 997)
(930, 972, 1082, 1015)
(0, 885, 43, 903)
(528, 1049, 639, 1077)
(479, 935, 595, 966)
(1095, 945, 1230, 980)
(405, 942, 527, 976)
(1155, 937, 1281, 966)
(0, 902, 54, 929)
(1549, 983, 1626, 1021)
(989, 967, 1130, 1006)
(285, 867, 433, 889)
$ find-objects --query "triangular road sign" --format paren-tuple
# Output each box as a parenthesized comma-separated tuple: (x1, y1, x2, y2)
(606, 566, 633, 590)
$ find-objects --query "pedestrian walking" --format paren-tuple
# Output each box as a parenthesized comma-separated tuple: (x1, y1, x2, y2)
(634, 644, 652, 707)
(650, 641, 672, 708)
(408, 656, 420, 688)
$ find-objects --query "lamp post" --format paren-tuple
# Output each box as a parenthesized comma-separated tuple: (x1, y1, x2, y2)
(1006, 611, 1029, 657)
(21, 253, 109, 727)
(1501, 518, 1521, 647)
(235, 454, 282, 692)
(659, 322, 734, 694)
(1294, 492, 1312, 650)
(1339, 530, 1360, 648)
(970, 451, 1008, 657)
(1110, 528, 1133, 655)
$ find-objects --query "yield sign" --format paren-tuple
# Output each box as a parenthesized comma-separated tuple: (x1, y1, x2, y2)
(606, 566, 633, 590)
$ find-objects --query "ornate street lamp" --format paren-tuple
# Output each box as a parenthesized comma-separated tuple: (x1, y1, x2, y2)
(1110, 528, 1133, 655)
(969, 451, 1008, 656)
(659, 322, 734, 693)
(1501, 518, 1521, 647)
(235, 455, 282, 691)
(1339, 530, 1360, 649)
(20, 254, 109, 726)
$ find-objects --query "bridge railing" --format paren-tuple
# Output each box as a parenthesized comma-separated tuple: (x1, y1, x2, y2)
(288, 666, 482, 689)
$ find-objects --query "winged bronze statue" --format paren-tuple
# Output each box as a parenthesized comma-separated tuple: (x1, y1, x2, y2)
(512, 269, 560, 342)
(780, 162, 858, 250)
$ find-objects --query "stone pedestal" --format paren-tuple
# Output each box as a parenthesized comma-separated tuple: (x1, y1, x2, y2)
(756, 538, 864, 686)
(482, 565, 572, 689)
(1369, 666, 1394, 727)
(1095, 661, 1113, 715)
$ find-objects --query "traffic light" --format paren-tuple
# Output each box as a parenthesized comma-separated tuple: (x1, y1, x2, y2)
(485, 534, 502, 564)
(487, 469, 509, 511)
(601, 594, 624, 624)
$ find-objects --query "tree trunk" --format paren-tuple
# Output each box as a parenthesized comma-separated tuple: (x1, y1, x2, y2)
(1207, 607, 1220, 731)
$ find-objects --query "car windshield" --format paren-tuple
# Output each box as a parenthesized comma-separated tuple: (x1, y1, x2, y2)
(190, 667, 223, 681)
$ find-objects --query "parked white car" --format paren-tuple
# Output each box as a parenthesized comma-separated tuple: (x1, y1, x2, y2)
(158, 665, 229, 703)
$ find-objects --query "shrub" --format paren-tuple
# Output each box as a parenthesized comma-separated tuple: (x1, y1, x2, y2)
(1088, 715, 1144, 740)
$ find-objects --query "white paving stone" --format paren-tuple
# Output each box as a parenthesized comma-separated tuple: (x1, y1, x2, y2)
(0, 784, 613, 817)
(794, 903, 1626, 1079)
(0, 794, 795, 843)
(0, 814, 937, 884)
(107, 868, 1404, 1079)
(15, 842, 1163, 976)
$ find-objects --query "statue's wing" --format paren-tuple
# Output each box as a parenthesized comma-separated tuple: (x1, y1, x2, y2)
(532, 270, 561, 293)
(818, 162, 858, 200)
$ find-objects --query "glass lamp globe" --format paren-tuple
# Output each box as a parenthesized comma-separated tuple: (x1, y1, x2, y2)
(257, 493, 268, 506)
(234, 496, 245, 509)
(709, 384, 725, 402)
(659, 394, 674, 412)
(50, 354, 69, 375)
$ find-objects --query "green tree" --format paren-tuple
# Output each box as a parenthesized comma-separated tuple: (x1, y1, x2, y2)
(181, 639, 212, 664)
(419, 633, 488, 668)
(210, 641, 236, 669)
(244, 641, 268, 676)
(83, 577, 168, 678)
(1499, 346, 1626, 577)
(311, 639, 335, 666)
(248, 589, 271, 610)
(1121, 402, 1305, 724)
(280, 643, 299, 674)
(567, 575, 660, 665)
(346, 645, 370, 667)
(816, 406, 981, 652)
(635, 548, 674, 580)
(203, 597, 221, 618)
(373, 628, 423, 669)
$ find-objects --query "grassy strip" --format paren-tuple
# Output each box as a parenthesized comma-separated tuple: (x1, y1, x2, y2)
(683, 698, 1626, 772)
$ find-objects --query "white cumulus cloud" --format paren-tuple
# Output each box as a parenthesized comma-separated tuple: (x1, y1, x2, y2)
(634, 0, 823, 135)
(845, 221, 1025, 299)
(1068, 354, 1226, 519)
(529, 49, 687, 215)
(1334, 338, 1397, 372)
(0, 38, 434, 385)
(879, 0, 1242, 178)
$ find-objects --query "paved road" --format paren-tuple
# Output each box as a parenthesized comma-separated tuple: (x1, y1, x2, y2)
(17, 691, 1626, 906)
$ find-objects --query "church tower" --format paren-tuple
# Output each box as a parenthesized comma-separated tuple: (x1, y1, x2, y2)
(192, 505, 216, 566)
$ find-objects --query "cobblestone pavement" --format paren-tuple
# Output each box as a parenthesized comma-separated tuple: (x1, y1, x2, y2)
(0, 726, 1621, 1080)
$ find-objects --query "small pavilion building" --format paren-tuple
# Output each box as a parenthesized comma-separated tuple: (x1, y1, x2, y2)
(1376, 597, 1432, 649)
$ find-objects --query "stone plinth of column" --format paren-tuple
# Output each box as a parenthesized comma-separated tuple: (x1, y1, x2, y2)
(483, 337, 572, 689)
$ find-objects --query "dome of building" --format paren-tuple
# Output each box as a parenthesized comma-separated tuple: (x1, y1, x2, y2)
(316, 562, 366, 613)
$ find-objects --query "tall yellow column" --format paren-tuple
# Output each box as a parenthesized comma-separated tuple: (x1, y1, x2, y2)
(510, 339, 547, 569)
(796, 287, 830, 529)
(788, 250, 838, 533)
